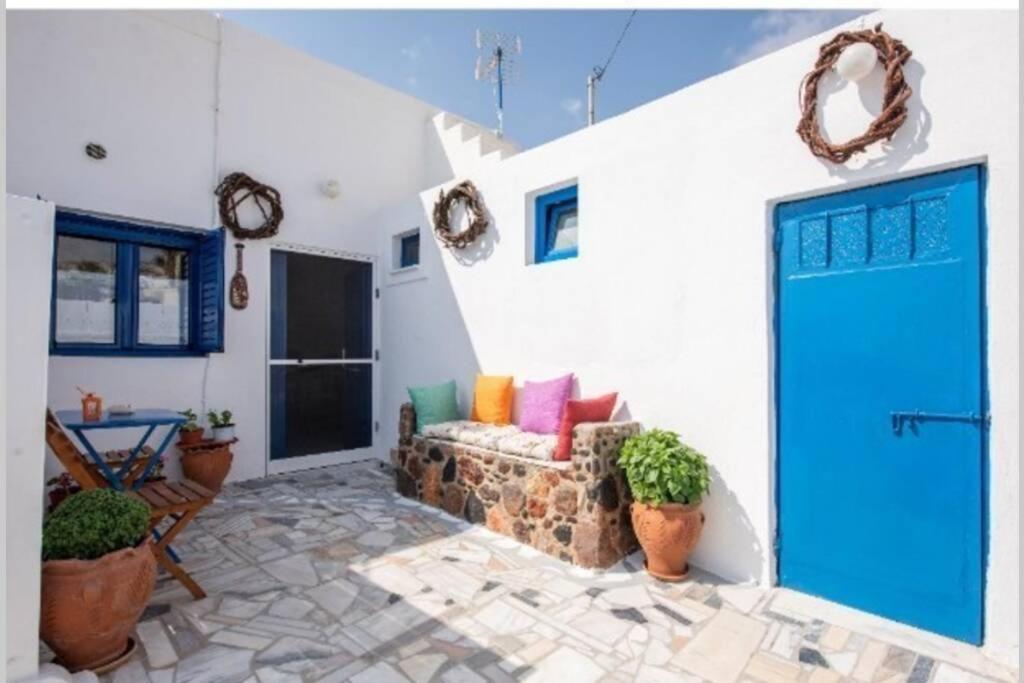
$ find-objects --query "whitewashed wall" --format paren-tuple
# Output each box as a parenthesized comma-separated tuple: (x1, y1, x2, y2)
(6, 10, 457, 483)
(371, 11, 1018, 664)
(4, 197, 56, 680)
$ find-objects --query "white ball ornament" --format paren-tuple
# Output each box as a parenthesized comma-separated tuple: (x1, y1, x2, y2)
(835, 42, 878, 82)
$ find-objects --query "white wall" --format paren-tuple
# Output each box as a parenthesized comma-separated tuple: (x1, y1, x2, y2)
(4, 197, 56, 681)
(372, 11, 1018, 665)
(5, 10, 459, 483)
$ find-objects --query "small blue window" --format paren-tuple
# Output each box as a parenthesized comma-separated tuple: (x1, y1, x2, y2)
(51, 211, 225, 357)
(399, 231, 420, 269)
(534, 185, 578, 264)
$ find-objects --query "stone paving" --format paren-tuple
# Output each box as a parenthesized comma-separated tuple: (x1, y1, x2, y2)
(72, 463, 1010, 683)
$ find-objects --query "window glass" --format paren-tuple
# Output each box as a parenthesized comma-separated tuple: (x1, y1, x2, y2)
(54, 235, 117, 344)
(138, 246, 190, 346)
(550, 207, 578, 252)
(400, 233, 420, 268)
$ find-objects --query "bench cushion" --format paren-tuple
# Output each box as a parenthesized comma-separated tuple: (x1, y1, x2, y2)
(422, 420, 557, 461)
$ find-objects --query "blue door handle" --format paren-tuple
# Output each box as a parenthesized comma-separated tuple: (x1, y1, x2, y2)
(891, 411, 990, 435)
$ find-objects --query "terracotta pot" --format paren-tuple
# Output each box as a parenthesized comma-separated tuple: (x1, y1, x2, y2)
(631, 501, 705, 581)
(40, 539, 156, 672)
(181, 444, 233, 492)
(179, 428, 205, 446)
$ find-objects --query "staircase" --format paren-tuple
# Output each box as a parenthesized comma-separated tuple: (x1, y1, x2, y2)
(429, 112, 519, 179)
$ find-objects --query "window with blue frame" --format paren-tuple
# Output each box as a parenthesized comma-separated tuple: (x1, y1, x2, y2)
(534, 184, 578, 264)
(399, 231, 420, 269)
(51, 211, 225, 356)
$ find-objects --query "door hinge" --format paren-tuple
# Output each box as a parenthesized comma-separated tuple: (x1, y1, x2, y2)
(374, 421, 380, 433)
(374, 349, 380, 361)
(773, 533, 782, 554)
(375, 288, 380, 299)
(772, 230, 783, 254)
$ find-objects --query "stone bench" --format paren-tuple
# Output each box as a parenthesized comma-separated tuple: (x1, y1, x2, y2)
(390, 402, 641, 568)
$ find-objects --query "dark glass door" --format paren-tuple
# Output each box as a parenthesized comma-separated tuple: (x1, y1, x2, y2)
(269, 249, 375, 470)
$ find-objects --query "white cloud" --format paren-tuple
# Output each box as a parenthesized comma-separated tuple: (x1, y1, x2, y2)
(729, 11, 862, 66)
(560, 97, 583, 121)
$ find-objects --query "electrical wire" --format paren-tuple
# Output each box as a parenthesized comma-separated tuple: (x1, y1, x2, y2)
(595, 10, 638, 80)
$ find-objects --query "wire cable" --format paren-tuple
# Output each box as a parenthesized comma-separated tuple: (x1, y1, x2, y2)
(595, 10, 638, 80)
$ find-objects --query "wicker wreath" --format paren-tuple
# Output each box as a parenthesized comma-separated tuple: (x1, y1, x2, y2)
(797, 24, 913, 164)
(215, 172, 284, 240)
(432, 180, 488, 249)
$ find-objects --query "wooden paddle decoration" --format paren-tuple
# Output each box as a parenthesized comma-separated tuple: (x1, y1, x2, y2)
(229, 243, 249, 310)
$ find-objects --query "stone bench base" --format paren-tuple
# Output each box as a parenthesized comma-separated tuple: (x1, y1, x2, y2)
(391, 403, 640, 568)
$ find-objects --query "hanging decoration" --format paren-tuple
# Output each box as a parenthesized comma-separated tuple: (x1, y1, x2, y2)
(432, 180, 489, 249)
(229, 243, 249, 310)
(796, 24, 913, 164)
(215, 172, 284, 240)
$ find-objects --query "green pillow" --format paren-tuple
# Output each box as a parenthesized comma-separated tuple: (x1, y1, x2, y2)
(407, 380, 460, 433)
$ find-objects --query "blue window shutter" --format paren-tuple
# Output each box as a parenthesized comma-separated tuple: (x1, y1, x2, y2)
(197, 228, 225, 353)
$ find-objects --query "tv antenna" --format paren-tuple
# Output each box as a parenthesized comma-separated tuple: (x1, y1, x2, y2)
(587, 10, 638, 126)
(475, 30, 522, 138)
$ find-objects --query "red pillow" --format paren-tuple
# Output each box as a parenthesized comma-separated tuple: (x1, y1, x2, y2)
(554, 393, 618, 461)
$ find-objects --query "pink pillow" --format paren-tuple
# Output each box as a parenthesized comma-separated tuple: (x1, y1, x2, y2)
(555, 393, 618, 461)
(519, 373, 574, 435)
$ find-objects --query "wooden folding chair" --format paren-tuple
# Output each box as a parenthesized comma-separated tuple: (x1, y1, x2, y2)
(45, 410, 215, 599)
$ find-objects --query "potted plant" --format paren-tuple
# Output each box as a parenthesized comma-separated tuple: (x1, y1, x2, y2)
(45, 473, 81, 513)
(207, 409, 235, 442)
(619, 429, 710, 582)
(178, 408, 204, 446)
(40, 489, 156, 672)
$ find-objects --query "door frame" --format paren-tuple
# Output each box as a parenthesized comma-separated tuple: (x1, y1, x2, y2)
(264, 242, 381, 476)
(769, 163, 990, 638)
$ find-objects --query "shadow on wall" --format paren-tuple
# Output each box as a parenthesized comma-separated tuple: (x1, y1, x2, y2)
(697, 464, 765, 583)
(813, 54, 931, 179)
(444, 191, 501, 267)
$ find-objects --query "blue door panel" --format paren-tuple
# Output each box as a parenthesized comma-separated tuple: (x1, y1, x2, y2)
(777, 166, 984, 644)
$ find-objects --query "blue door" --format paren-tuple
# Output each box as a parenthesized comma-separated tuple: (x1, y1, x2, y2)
(776, 166, 985, 643)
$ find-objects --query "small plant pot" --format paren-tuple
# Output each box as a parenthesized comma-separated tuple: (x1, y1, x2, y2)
(179, 427, 205, 446)
(631, 501, 705, 582)
(211, 425, 235, 442)
(40, 539, 156, 672)
(180, 442, 234, 492)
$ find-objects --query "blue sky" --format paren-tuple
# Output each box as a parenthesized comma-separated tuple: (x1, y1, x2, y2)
(226, 9, 865, 150)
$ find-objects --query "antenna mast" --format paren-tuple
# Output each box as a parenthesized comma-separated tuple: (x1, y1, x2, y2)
(475, 29, 522, 138)
(588, 10, 638, 126)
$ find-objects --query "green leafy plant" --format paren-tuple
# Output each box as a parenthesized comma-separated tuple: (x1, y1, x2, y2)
(206, 409, 234, 427)
(42, 489, 150, 561)
(619, 429, 710, 506)
(179, 408, 201, 432)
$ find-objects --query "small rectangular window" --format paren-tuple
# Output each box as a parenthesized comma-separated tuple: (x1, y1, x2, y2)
(400, 232, 420, 269)
(392, 228, 420, 271)
(535, 185, 578, 263)
(51, 212, 224, 357)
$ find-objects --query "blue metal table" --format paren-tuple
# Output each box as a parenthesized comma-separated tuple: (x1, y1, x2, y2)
(55, 409, 185, 492)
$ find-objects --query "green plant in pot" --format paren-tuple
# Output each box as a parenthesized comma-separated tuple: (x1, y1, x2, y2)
(178, 408, 204, 446)
(207, 409, 235, 442)
(619, 429, 710, 581)
(40, 489, 156, 672)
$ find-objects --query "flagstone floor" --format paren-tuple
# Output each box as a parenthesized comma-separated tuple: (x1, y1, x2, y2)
(81, 462, 1010, 683)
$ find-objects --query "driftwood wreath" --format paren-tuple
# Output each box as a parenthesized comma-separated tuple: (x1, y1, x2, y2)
(215, 172, 284, 240)
(797, 24, 913, 164)
(432, 180, 488, 249)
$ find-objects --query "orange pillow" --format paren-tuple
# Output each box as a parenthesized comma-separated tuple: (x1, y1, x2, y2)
(471, 374, 514, 424)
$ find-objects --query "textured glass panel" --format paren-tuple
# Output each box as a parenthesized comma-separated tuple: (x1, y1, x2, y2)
(830, 210, 868, 266)
(271, 252, 372, 360)
(914, 197, 950, 257)
(550, 208, 578, 252)
(54, 235, 117, 344)
(799, 218, 828, 268)
(270, 364, 372, 460)
(138, 246, 190, 346)
(869, 203, 912, 263)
